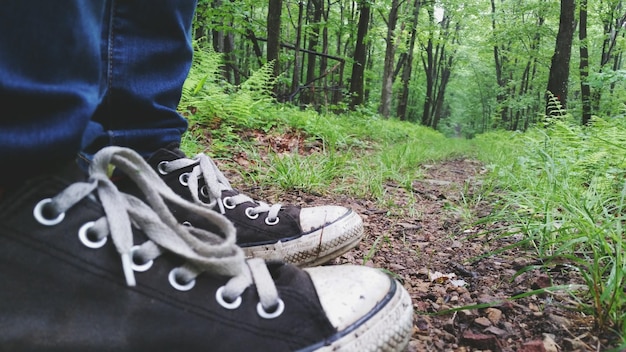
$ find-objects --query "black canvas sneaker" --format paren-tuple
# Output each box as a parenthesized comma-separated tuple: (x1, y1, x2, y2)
(0, 146, 412, 351)
(132, 145, 363, 267)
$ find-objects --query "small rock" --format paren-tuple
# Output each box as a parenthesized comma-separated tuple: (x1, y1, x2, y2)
(407, 340, 422, 352)
(389, 263, 406, 271)
(542, 333, 558, 352)
(461, 330, 499, 351)
(443, 318, 455, 334)
(441, 330, 456, 343)
(415, 317, 430, 331)
(484, 325, 508, 337)
(531, 273, 552, 290)
(416, 334, 432, 342)
(548, 312, 571, 328)
(459, 309, 478, 319)
(486, 308, 503, 325)
(512, 257, 530, 269)
(397, 222, 421, 230)
(477, 293, 498, 304)
(562, 337, 586, 351)
(474, 316, 492, 327)
(519, 340, 546, 352)
(433, 340, 446, 350)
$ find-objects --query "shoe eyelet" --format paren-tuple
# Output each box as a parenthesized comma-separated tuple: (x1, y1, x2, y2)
(257, 299, 285, 319)
(245, 207, 259, 220)
(179, 172, 190, 186)
(182, 221, 192, 227)
(78, 221, 107, 249)
(168, 268, 196, 291)
(157, 161, 169, 175)
(265, 216, 280, 226)
(222, 197, 237, 210)
(130, 245, 153, 272)
(215, 286, 242, 310)
(33, 198, 65, 226)
(200, 185, 210, 198)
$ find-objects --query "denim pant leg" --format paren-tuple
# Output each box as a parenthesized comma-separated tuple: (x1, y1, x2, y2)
(82, 0, 197, 159)
(0, 2, 106, 184)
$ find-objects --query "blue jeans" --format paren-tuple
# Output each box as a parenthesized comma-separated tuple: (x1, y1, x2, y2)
(0, 0, 196, 183)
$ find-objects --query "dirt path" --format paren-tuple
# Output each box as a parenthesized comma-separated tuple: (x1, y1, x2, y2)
(226, 155, 613, 351)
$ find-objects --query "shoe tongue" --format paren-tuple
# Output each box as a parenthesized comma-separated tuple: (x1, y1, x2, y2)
(147, 144, 187, 163)
(0, 159, 88, 207)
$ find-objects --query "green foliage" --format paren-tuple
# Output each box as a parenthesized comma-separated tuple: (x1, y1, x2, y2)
(180, 35, 626, 343)
(474, 114, 626, 341)
(180, 45, 281, 156)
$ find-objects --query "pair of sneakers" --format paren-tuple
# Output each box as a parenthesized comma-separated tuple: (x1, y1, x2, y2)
(0, 145, 413, 351)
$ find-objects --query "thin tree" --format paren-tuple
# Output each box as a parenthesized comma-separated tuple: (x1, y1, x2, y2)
(267, 0, 283, 91)
(397, 0, 421, 121)
(302, 0, 323, 105)
(546, 0, 576, 116)
(591, 0, 626, 113)
(579, 0, 592, 125)
(379, 0, 402, 117)
(349, 0, 372, 108)
(290, 1, 305, 99)
(420, 7, 458, 129)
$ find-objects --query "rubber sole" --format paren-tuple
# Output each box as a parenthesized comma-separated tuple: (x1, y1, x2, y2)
(242, 210, 364, 267)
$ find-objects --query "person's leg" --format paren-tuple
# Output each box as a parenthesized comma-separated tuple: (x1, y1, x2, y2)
(80, 0, 363, 266)
(0, 3, 413, 349)
(0, 2, 106, 185)
(81, 0, 194, 158)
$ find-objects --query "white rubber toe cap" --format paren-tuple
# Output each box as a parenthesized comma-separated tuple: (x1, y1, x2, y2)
(305, 265, 391, 330)
(303, 265, 413, 351)
(299, 205, 349, 232)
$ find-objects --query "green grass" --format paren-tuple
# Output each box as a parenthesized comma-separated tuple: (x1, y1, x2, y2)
(473, 116, 626, 343)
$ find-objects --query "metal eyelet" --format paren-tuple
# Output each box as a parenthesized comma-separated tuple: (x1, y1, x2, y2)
(182, 221, 192, 227)
(33, 198, 65, 226)
(257, 299, 285, 319)
(222, 197, 237, 210)
(168, 268, 196, 291)
(78, 221, 107, 249)
(215, 286, 242, 310)
(130, 245, 153, 272)
(179, 172, 190, 186)
(157, 161, 169, 175)
(245, 207, 259, 220)
(200, 185, 210, 198)
(265, 216, 280, 226)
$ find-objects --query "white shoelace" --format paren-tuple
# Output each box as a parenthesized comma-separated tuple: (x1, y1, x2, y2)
(158, 153, 283, 222)
(37, 147, 282, 313)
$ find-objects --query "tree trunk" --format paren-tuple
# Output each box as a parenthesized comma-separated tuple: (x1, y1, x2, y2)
(491, 0, 510, 127)
(397, 0, 421, 120)
(302, 0, 323, 105)
(546, 0, 576, 116)
(267, 0, 283, 85)
(421, 9, 457, 129)
(290, 1, 305, 100)
(379, 0, 400, 117)
(349, 0, 371, 108)
(579, 0, 591, 125)
(591, 4, 626, 112)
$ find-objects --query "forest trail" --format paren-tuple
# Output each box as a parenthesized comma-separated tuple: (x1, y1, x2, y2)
(226, 156, 605, 351)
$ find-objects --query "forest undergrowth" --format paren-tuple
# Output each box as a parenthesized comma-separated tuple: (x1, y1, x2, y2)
(179, 48, 626, 350)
